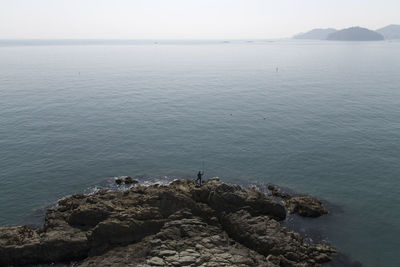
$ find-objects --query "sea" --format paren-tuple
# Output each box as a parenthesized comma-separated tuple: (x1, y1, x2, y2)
(0, 39, 399, 266)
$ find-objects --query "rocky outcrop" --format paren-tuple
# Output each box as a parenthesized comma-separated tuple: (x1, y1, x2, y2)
(0, 179, 336, 266)
(286, 196, 328, 217)
(268, 185, 328, 217)
(221, 210, 334, 265)
(78, 215, 275, 267)
(268, 185, 292, 200)
(115, 176, 139, 185)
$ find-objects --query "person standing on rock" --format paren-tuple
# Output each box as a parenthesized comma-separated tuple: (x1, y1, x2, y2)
(196, 170, 204, 186)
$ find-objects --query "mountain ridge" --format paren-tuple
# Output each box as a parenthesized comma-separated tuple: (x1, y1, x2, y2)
(294, 28, 337, 40)
(326, 26, 384, 41)
(377, 24, 400, 39)
(294, 25, 397, 41)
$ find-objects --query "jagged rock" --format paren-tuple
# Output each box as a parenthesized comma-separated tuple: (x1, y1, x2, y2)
(287, 196, 328, 217)
(115, 176, 139, 185)
(147, 256, 164, 266)
(124, 176, 139, 184)
(221, 209, 335, 265)
(0, 179, 335, 266)
(191, 180, 286, 220)
(67, 204, 111, 227)
(78, 216, 275, 267)
(268, 185, 328, 217)
(268, 185, 291, 200)
(0, 225, 89, 266)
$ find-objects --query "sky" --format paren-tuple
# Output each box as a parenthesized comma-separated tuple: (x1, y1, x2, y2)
(0, 0, 399, 39)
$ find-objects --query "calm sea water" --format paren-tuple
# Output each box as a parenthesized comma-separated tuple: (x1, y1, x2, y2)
(1, 40, 399, 266)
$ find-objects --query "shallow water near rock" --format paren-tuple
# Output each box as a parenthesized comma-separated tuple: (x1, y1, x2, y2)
(1, 40, 400, 266)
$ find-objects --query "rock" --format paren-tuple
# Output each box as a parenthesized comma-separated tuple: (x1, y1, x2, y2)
(267, 185, 328, 217)
(147, 256, 164, 266)
(286, 196, 328, 217)
(221, 210, 304, 257)
(0, 225, 89, 266)
(115, 176, 139, 185)
(267, 185, 291, 200)
(124, 176, 139, 185)
(191, 179, 286, 220)
(147, 216, 273, 267)
(159, 249, 177, 256)
(314, 253, 332, 263)
(179, 255, 196, 264)
(67, 204, 110, 227)
(0, 179, 336, 266)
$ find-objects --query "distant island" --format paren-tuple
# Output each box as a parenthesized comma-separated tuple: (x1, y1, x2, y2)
(377, 24, 400, 39)
(294, 25, 399, 41)
(326, 27, 384, 41)
(294, 28, 337, 40)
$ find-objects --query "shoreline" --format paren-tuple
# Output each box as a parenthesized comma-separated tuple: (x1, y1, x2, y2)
(0, 177, 356, 266)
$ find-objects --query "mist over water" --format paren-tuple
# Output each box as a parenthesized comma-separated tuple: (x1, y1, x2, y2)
(1, 40, 400, 266)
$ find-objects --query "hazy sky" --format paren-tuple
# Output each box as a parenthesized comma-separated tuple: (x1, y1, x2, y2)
(0, 0, 399, 39)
